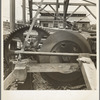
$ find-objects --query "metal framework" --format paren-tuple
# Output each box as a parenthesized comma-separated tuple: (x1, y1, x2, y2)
(10, 0, 96, 31)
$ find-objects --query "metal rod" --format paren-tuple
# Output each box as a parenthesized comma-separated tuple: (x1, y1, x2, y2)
(66, 5, 81, 20)
(14, 51, 96, 57)
(84, 6, 96, 19)
(82, 0, 96, 6)
(33, 2, 95, 6)
(22, 0, 26, 25)
(10, 0, 15, 32)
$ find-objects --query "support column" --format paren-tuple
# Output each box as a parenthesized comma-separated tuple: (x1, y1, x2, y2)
(53, 0, 59, 27)
(63, 0, 69, 28)
(29, 0, 33, 24)
(55, 0, 59, 20)
(22, 0, 26, 25)
(10, 0, 15, 32)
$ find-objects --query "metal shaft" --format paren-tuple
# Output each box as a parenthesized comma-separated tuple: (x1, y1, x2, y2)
(14, 51, 96, 57)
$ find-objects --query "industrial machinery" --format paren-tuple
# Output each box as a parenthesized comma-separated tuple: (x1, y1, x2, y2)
(4, 0, 96, 90)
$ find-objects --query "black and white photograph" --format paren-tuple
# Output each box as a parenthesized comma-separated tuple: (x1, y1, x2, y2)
(1, 0, 99, 99)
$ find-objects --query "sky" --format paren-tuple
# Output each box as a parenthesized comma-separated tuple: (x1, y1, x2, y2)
(2, 0, 97, 24)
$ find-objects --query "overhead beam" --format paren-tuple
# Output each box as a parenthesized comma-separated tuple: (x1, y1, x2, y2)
(84, 6, 96, 19)
(33, 2, 96, 6)
(66, 5, 81, 20)
(83, 0, 96, 6)
(49, 4, 56, 12)
(10, 0, 15, 32)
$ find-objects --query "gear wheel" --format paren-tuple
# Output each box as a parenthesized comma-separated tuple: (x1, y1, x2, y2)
(4, 25, 49, 68)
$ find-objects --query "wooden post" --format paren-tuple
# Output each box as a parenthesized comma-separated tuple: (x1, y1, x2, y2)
(29, 0, 33, 24)
(77, 57, 97, 90)
(22, 0, 26, 25)
(10, 0, 15, 32)
(55, 0, 59, 20)
(63, 0, 69, 28)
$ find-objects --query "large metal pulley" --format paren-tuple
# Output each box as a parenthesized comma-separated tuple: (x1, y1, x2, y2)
(39, 30, 91, 85)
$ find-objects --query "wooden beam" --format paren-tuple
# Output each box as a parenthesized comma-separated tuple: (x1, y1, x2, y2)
(40, 4, 48, 11)
(49, 4, 56, 12)
(77, 57, 97, 90)
(32, 2, 96, 6)
(4, 70, 16, 90)
(10, 0, 15, 32)
(4, 66, 27, 90)
(84, 6, 96, 19)
(83, 0, 96, 6)
(29, 0, 33, 24)
(22, 0, 26, 25)
(26, 63, 79, 72)
(55, 0, 59, 19)
(66, 5, 81, 20)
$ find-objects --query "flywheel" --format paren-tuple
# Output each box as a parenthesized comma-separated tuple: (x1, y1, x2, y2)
(39, 30, 91, 85)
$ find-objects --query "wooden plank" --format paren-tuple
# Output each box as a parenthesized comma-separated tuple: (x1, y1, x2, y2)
(77, 57, 97, 90)
(14, 51, 96, 57)
(4, 70, 16, 90)
(26, 63, 79, 72)
(33, 2, 96, 6)
(4, 65, 27, 90)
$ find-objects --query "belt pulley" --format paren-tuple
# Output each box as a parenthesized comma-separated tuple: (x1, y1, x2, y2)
(39, 30, 91, 85)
